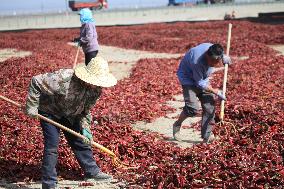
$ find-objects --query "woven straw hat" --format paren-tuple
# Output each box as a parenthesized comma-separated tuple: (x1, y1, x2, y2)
(74, 57, 117, 87)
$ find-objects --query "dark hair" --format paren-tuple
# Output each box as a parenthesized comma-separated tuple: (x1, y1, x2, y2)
(207, 44, 224, 59)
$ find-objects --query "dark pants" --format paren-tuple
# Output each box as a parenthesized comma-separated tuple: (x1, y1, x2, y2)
(85, 51, 98, 65)
(182, 85, 216, 140)
(39, 111, 100, 189)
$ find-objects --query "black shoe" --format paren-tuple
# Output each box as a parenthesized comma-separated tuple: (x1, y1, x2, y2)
(173, 122, 181, 141)
(85, 172, 113, 181)
(42, 185, 57, 189)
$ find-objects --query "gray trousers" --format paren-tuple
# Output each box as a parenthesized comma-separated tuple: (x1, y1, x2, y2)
(182, 85, 215, 140)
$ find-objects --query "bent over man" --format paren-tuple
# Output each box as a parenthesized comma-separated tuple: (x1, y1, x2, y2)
(26, 57, 117, 189)
(173, 43, 232, 143)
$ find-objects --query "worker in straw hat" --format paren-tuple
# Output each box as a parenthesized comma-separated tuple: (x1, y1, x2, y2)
(173, 43, 232, 143)
(25, 57, 117, 189)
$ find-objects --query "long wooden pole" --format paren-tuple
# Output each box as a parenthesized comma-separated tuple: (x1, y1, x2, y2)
(0, 95, 115, 157)
(220, 23, 232, 122)
(73, 45, 80, 69)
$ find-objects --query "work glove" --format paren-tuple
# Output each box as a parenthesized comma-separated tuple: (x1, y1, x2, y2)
(81, 124, 93, 144)
(222, 55, 232, 65)
(216, 90, 226, 101)
(25, 107, 38, 118)
(77, 41, 82, 47)
(73, 37, 82, 46)
(73, 37, 80, 43)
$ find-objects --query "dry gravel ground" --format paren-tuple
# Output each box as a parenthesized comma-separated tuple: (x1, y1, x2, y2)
(1, 44, 283, 188)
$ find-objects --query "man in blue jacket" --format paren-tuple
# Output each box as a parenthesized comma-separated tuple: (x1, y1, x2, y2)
(174, 43, 231, 143)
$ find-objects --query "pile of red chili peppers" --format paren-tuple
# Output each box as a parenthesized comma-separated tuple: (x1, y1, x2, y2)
(0, 20, 283, 188)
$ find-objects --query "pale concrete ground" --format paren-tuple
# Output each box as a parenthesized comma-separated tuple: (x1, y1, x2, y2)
(68, 43, 182, 81)
(268, 45, 284, 56)
(0, 49, 31, 62)
(99, 45, 182, 80)
(0, 179, 126, 189)
(1, 44, 283, 188)
(133, 94, 203, 148)
(0, 2, 283, 31)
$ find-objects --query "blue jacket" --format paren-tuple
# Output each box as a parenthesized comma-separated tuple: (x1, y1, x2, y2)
(177, 43, 214, 90)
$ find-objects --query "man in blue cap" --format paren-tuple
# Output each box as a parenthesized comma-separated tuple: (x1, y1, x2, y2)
(74, 8, 99, 65)
(173, 43, 232, 143)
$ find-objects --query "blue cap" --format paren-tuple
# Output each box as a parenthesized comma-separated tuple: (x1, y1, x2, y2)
(79, 8, 95, 24)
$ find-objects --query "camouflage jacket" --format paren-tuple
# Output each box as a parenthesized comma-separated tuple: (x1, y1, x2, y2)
(26, 69, 102, 127)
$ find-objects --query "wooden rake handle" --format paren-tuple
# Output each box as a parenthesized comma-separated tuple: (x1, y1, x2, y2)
(73, 45, 80, 70)
(220, 23, 232, 122)
(0, 94, 116, 157)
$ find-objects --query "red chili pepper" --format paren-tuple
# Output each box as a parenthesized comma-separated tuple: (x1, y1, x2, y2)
(0, 21, 284, 188)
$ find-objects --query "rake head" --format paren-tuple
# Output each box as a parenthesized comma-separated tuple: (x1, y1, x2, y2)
(111, 156, 139, 170)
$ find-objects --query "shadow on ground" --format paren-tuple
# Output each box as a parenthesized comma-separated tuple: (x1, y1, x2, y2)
(0, 159, 82, 183)
(243, 12, 284, 25)
(164, 138, 201, 145)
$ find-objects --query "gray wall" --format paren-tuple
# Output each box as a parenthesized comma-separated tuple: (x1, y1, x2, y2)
(0, 2, 283, 31)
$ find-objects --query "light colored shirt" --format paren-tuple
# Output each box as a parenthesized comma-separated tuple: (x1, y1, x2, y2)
(26, 69, 101, 126)
(80, 22, 99, 53)
(177, 43, 214, 90)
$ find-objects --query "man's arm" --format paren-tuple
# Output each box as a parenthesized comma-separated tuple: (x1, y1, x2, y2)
(79, 87, 102, 128)
(79, 88, 102, 143)
(191, 65, 226, 100)
(191, 64, 210, 90)
(204, 85, 219, 95)
(205, 85, 226, 100)
(80, 24, 95, 44)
